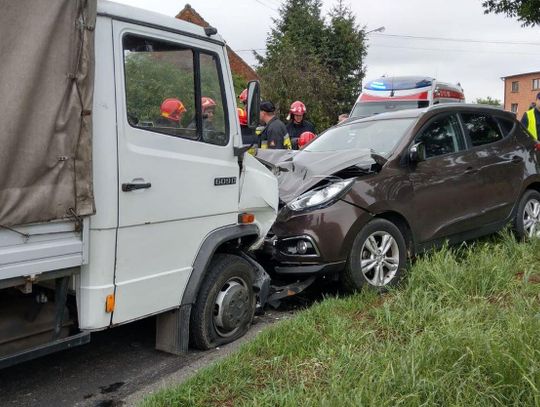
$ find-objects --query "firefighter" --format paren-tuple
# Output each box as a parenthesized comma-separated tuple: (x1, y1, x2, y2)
(238, 88, 248, 108)
(298, 131, 316, 149)
(187, 96, 219, 141)
(286, 100, 316, 149)
(259, 101, 291, 149)
(155, 98, 186, 128)
(238, 107, 257, 154)
(521, 92, 540, 140)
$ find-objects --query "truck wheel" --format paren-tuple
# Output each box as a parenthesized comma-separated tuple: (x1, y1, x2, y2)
(190, 254, 256, 350)
(514, 190, 540, 240)
(342, 218, 407, 292)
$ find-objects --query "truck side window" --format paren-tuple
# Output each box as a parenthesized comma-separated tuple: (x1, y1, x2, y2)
(123, 34, 197, 139)
(199, 53, 228, 146)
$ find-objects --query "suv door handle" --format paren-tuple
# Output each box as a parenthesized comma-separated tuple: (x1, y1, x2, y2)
(464, 167, 478, 175)
(122, 182, 152, 192)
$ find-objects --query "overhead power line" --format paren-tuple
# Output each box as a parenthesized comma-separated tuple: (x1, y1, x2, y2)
(234, 44, 540, 57)
(371, 33, 540, 47)
(253, 0, 278, 12)
(373, 43, 540, 56)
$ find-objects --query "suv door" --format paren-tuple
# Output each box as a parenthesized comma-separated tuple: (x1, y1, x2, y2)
(112, 23, 239, 324)
(458, 112, 524, 224)
(409, 113, 487, 242)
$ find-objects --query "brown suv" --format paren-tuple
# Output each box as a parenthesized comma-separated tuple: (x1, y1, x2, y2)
(257, 104, 540, 290)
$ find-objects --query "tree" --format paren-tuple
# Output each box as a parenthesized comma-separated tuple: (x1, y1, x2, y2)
(257, 0, 367, 130)
(258, 43, 338, 130)
(482, 0, 540, 26)
(475, 96, 502, 106)
(325, 1, 367, 118)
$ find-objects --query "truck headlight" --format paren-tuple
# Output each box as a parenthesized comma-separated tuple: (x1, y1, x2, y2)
(287, 179, 355, 212)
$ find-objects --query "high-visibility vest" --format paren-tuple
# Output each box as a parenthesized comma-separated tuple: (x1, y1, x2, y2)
(527, 109, 538, 140)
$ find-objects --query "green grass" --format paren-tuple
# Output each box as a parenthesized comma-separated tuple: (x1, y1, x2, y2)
(141, 233, 540, 406)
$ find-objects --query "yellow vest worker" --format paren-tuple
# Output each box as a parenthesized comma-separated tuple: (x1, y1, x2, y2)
(521, 93, 540, 140)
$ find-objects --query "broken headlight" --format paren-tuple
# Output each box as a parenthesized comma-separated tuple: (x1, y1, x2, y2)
(287, 178, 355, 212)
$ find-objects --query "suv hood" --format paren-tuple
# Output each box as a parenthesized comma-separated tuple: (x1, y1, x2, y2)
(255, 148, 381, 203)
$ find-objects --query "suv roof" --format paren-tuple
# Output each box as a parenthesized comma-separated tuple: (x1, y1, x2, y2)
(343, 103, 514, 126)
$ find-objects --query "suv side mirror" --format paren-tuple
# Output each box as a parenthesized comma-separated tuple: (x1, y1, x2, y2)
(409, 142, 426, 163)
(246, 80, 260, 129)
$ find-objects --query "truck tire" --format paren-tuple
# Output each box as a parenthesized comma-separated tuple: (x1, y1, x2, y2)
(190, 254, 256, 350)
(342, 218, 407, 292)
(513, 189, 540, 240)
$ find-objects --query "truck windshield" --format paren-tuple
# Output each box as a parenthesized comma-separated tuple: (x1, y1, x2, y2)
(304, 118, 416, 156)
(351, 101, 429, 118)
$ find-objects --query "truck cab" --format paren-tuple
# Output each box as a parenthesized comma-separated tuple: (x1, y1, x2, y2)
(0, 0, 278, 367)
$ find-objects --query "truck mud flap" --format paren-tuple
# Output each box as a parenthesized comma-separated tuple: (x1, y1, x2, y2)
(0, 331, 90, 370)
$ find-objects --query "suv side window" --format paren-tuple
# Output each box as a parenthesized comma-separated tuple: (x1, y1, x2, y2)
(415, 114, 465, 159)
(461, 113, 503, 147)
(496, 117, 515, 137)
(122, 34, 228, 146)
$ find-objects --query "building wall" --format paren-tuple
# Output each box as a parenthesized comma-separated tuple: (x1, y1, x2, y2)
(504, 71, 540, 118)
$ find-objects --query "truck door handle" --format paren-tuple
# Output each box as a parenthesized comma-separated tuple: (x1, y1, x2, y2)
(122, 182, 152, 192)
(464, 167, 478, 175)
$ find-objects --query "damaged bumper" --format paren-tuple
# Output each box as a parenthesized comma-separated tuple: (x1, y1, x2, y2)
(260, 199, 371, 277)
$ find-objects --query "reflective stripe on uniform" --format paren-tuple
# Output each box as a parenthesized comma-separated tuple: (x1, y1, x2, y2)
(527, 109, 538, 140)
(283, 134, 292, 150)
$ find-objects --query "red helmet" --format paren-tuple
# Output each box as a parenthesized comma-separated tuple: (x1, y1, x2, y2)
(290, 100, 306, 115)
(160, 98, 186, 122)
(237, 107, 247, 126)
(201, 97, 217, 112)
(298, 131, 316, 149)
(238, 89, 248, 103)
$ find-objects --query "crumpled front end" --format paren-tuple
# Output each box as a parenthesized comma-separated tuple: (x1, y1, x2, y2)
(239, 153, 279, 250)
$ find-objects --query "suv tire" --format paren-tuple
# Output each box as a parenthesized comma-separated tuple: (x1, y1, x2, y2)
(343, 218, 407, 292)
(514, 189, 540, 240)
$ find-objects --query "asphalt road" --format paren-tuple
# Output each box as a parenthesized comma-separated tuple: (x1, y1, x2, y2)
(0, 281, 338, 407)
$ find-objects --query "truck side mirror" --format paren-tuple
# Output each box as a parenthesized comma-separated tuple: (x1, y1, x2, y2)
(246, 80, 260, 129)
(409, 142, 426, 163)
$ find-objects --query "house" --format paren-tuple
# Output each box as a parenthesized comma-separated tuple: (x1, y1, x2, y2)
(176, 4, 259, 83)
(502, 70, 540, 118)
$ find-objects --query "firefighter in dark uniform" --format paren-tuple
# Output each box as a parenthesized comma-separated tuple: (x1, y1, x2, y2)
(259, 101, 292, 149)
(286, 100, 316, 149)
(521, 92, 540, 140)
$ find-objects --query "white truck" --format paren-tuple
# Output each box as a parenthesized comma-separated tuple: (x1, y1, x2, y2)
(0, 0, 278, 368)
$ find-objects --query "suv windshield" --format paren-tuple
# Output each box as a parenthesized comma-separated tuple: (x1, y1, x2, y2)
(304, 118, 416, 156)
(351, 101, 429, 118)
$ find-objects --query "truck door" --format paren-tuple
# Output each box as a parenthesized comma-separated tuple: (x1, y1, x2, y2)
(112, 22, 239, 324)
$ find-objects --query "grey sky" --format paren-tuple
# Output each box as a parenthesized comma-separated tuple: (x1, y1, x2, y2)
(114, 0, 540, 103)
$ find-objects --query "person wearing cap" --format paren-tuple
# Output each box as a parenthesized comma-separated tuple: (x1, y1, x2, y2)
(286, 101, 316, 149)
(259, 101, 292, 149)
(521, 92, 540, 140)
